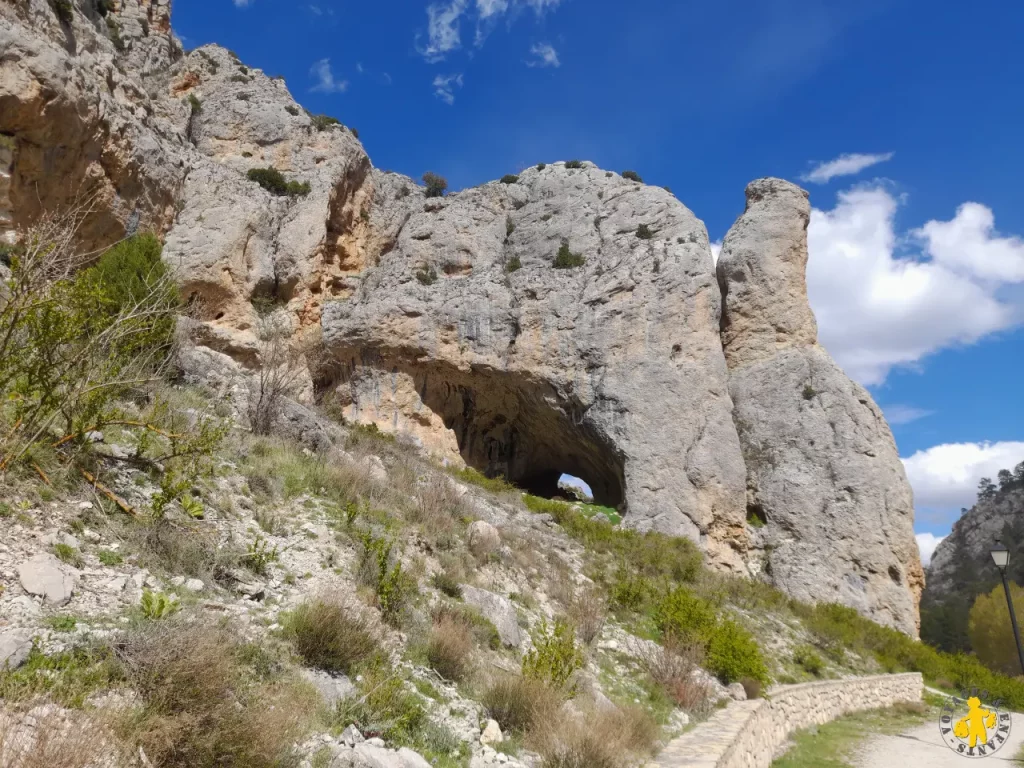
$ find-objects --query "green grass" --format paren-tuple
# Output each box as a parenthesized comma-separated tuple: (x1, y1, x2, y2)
(772, 700, 935, 767)
(0, 644, 119, 707)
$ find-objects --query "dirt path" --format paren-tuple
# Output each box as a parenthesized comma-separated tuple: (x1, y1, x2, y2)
(855, 710, 1024, 767)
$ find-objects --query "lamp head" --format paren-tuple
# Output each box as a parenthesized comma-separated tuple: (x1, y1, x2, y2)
(992, 542, 1010, 571)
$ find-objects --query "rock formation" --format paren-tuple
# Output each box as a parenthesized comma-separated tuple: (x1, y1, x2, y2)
(0, 0, 925, 630)
(717, 178, 924, 635)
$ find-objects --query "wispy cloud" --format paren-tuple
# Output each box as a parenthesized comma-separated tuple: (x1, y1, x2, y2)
(233, 0, 252, 6)
(801, 152, 894, 184)
(526, 42, 560, 68)
(420, 0, 563, 59)
(309, 59, 348, 93)
(882, 405, 935, 426)
(418, 0, 469, 62)
(433, 73, 464, 105)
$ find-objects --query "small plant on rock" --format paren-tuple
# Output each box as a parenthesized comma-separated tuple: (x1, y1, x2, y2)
(426, 616, 474, 681)
(564, 160, 584, 170)
(243, 534, 279, 576)
(522, 618, 584, 687)
(53, 543, 83, 569)
(793, 644, 825, 677)
(622, 170, 643, 182)
(246, 167, 311, 197)
(431, 571, 463, 599)
(415, 265, 438, 285)
(422, 172, 448, 198)
(636, 224, 655, 240)
(537, 163, 547, 171)
(505, 256, 522, 273)
(284, 597, 378, 674)
(50, 0, 74, 23)
(553, 241, 585, 269)
(140, 589, 180, 620)
(500, 174, 520, 185)
(311, 114, 340, 131)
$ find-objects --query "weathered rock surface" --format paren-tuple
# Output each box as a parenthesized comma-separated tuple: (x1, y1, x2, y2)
(461, 585, 523, 647)
(322, 163, 750, 569)
(18, 553, 78, 605)
(0, 628, 33, 670)
(717, 178, 924, 636)
(467, 520, 501, 558)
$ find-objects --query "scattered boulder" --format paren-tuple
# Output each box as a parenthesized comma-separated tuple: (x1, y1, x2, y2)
(17, 554, 78, 606)
(467, 521, 501, 558)
(0, 629, 33, 670)
(461, 586, 523, 648)
(480, 719, 503, 746)
(302, 668, 357, 708)
(727, 682, 747, 701)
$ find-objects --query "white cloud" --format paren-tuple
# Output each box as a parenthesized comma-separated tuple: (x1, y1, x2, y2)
(433, 73, 464, 105)
(526, 42, 560, 68)
(309, 59, 348, 93)
(419, 0, 469, 61)
(801, 152, 894, 184)
(915, 203, 1024, 284)
(476, 0, 509, 18)
(523, 0, 561, 13)
(807, 185, 1022, 386)
(902, 441, 1024, 510)
(233, 0, 252, 6)
(881, 405, 934, 426)
(916, 533, 946, 566)
(710, 240, 723, 265)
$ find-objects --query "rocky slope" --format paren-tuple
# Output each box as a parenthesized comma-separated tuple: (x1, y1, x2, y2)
(0, 0, 922, 632)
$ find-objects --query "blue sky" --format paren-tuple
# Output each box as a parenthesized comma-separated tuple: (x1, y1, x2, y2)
(173, 0, 1024, 561)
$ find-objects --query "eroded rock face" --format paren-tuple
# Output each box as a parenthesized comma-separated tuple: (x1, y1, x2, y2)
(718, 178, 924, 636)
(322, 163, 750, 568)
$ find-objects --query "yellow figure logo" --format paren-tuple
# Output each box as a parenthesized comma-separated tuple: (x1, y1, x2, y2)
(952, 697, 998, 748)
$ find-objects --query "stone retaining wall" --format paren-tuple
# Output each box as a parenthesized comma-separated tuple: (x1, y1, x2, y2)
(647, 673, 924, 768)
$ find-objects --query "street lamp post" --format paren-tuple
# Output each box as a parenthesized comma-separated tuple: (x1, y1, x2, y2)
(990, 541, 1024, 677)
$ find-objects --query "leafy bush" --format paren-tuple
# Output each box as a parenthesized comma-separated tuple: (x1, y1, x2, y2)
(53, 543, 83, 569)
(415, 266, 438, 285)
(636, 224, 654, 239)
(285, 105, 300, 116)
(350, 127, 360, 139)
(705, 618, 769, 686)
(242, 534, 279, 576)
(431, 571, 463, 599)
(564, 160, 584, 169)
(246, 167, 311, 197)
(97, 549, 123, 566)
(553, 241, 585, 269)
(284, 597, 379, 674)
(537, 163, 547, 170)
(0, 644, 118, 708)
(426, 616, 474, 681)
(187, 94, 202, 115)
(793, 644, 825, 677)
(311, 114, 340, 131)
(969, 582, 1024, 675)
(522, 619, 584, 687)
(506, 256, 522, 273)
(654, 587, 717, 643)
(621, 170, 643, 182)
(230, 74, 249, 83)
(506, 216, 516, 237)
(337, 663, 427, 746)
(50, 0, 73, 23)
(500, 174, 520, 185)
(358, 533, 417, 625)
(139, 589, 180, 620)
(422, 172, 448, 198)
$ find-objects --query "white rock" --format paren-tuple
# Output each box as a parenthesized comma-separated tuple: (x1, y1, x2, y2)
(0, 629, 33, 670)
(480, 719, 503, 746)
(301, 668, 356, 707)
(728, 682, 747, 701)
(82, 529, 101, 544)
(184, 578, 205, 592)
(17, 554, 78, 606)
(461, 586, 523, 647)
(467, 521, 501, 558)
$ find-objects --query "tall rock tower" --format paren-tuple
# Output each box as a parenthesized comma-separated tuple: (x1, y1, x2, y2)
(717, 178, 924, 636)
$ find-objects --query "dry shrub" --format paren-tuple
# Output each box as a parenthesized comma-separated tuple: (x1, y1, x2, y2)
(284, 596, 380, 675)
(569, 587, 607, 645)
(482, 675, 563, 734)
(739, 676, 762, 700)
(426, 616, 474, 682)
(246, 315, 306, 436)
(131, 518, 238, 585)
(536, 705, 659, 768)
(639, 635, 712, 716)
(409, 475, 466, 550)
(114, 619, 314, 767)
(0, 705, 129, 768)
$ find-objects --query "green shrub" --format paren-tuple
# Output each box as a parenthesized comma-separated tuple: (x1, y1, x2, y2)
(433, 604, 501, 650)
(636, 224, 654, 239)
(242, 534, 279, 576)
(311, 114, 340, 131)
(98, 549, 123, 566)
(285, 105, 300, 116)
(553, 241, 585, 269)
(431, 572, 463, 598)
(246, 167, 310, 197)
(53, 542, 84, 569)
(46, 615, 78, 632)
(565, 160, 584, 169)
(483, 676, 563, 734)
(359, 533, 417, 625)
(187, 94, 202, 114)
(622, 170, 643, 182)
(0, 644, 117, 707)
(350, 127, 360, 139)
(793, 644, 825, 677)
(140, 589, 180, 620)
(537, 163, 547, 170)
(506, 216, 516, 237)
(339, 663, 427, 746)
(415, 266, 438, 285)
(422, 172, 448, 198)
(500, 174, 520, 185)
(522, 618, 584, 687)
(705, 619, 769, 686)
(230, 74, 249, 83)
(506, 256, 522, 273)
(283, 598, 378, 674)
(50, 0, 73, 23)
(654, 587, 717, 643)
(802, 384, 817, 400)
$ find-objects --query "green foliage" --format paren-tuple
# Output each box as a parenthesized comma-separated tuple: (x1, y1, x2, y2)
(522, 618, 584, 687)
(968, 581, 1024, 675)
(230, 74, 249, 83)
(415, 265, 438, 285)
(506, 216, 516, 237)
(243, 534, 279, 576)
(483, 676, 562, 734)
(246, 167, 311, 197)
(431, 571, 463, 599)
(359, 533, 416, 625)
(50, 0, 74, 23)
(433, 603, 501, 650)
(422, 172, 448, 198)
(46, 614, 78, 633)
(311, 114, 341, 131)
(350, 127, 360, 139)
(285, 105, 300, 116)
(283, 598, 379, 674)
(553, 241, 586, 269)
(98, 549, 123, 566)
(0, 644, 118, 707)
(654, 587, 717, 643)
(339, 663, 427, 746)
(802, 383, 817, 400)
(793, 644, 825, 677)
(506, 256, 522, 273)
(537, 163, 547, 170)
(53, 542, 84, 568)
(500, 174, 520, 184)
(636, 224, 655, 239)
(139, 589, 180, 620)
(187, 94, 202, 114)
(565, 160, 584, 169)
(622, 170, 643, 182)
(705, 619, 770, 686)
(451, 465, 516, 494)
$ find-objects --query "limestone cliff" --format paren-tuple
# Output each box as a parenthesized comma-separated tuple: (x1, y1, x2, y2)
(717, 178, 924, 636)
(0, 1, 924, 630)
